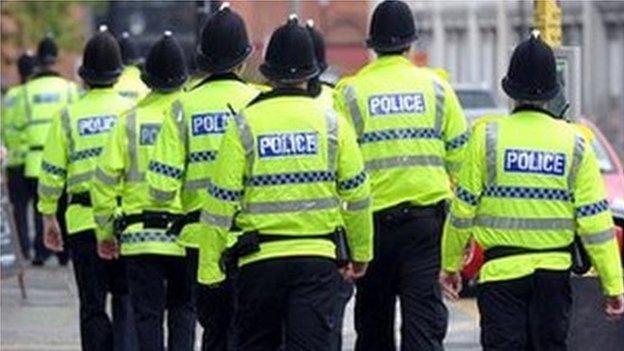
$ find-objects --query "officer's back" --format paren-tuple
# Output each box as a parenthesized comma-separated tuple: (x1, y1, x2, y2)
(23, 36, 79, 179)
(114, 32, 149, 102)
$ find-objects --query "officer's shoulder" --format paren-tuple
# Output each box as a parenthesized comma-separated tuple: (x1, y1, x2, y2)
(334, 75, 356, 92)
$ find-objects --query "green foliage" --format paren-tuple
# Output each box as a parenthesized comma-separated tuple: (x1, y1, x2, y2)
(3, 1, 105, 53)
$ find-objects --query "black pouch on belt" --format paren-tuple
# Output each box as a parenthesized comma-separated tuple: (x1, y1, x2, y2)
(570, 234, 591, 275)
(219, 231, 261, 272)
(334, 227, 351, 267)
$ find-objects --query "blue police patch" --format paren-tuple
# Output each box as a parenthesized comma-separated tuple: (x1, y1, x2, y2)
(77, 116, 117, 136)
(139, 123, 161, 145)
(368, 93, 426, 116)
(504, 149, 566, 176)
(33, 93, 61, 104)
(257, 132, 318, 158)
(119, 91, 138, 99)
(191, 112, 230, 136)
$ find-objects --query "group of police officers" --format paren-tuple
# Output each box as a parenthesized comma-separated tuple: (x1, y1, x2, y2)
(2, 0, 623, 350)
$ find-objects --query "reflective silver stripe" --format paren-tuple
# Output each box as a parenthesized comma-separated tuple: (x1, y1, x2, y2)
(485, 122, 498, 184)
(149, 187, 176, 202)
(568, 134, 585, 189)
(95, 167, 120, 186)
(183, 178, 211, 190)
(94, 215, 110, 227)
(446, 161, 461, 174)
(38, 183, 63, 197)
(365, 155, 444, 171)
(172, 101, 188, 156)
(67, 171, 94, 187)
(22, 83, 33, 125)
(343, 85, 365, 138)
(244, 197, 339, 214)
(475, 215, 575, 231)
(581, 229, 614, 245)
(433, 80, 445, 134)
(450, 214, 474, 229)
(233, 113, 255, 175)
(325, 109, 338, 172)
(125, 110, 142, 181)
(60, 108, 75, 156)
(345, 197, 371, 211)
(200, 211, 232, 228)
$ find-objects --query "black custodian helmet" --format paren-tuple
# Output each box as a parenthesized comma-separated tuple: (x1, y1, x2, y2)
(366, 0, 417, 52)
(196, 2, 252, 74)
(118, 31, 142, 65)
(305, 19, 327, 73)
(141, 31, 188, 91)
(17, 52, 36, 81)
(502, 31, 560, 101)
(78, 25, 124, 86)
(260, 14, 319, 83)
(37, 34, 58, 66)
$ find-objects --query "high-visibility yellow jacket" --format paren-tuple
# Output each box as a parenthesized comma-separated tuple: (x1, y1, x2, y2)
(22, 73, 80, 178)
(147, 73, 260, 251)
(442, 109, 624, 296)
(37, 88, 134, 235)
(199, 88, 374, 284)
(334, 55, 469, 211)
(92, 91, 186, 256)
(115, 65, 149, 102)
(1, 85, 28, 167)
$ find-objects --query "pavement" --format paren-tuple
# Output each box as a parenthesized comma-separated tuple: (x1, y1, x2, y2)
(1, 263, 480, 351)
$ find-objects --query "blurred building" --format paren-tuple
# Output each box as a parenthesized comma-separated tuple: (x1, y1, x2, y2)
(409, 0, 624, 126)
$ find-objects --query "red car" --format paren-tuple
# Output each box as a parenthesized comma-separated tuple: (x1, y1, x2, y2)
(460, 118, 624, 294)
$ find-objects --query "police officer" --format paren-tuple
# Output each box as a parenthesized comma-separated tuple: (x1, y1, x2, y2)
(2, 52, 36, 259)
(115, 31, 149, 102)
(200, 15, 373, 350)
(23, 35, 80, 266)
(334, 1, 468, 349)
(38, 26, 137, 351)
(146, 3, 259, 350)
(92, 31, 195, 351)
(440, 33, 624, 350)
(306, 20, 353, 351)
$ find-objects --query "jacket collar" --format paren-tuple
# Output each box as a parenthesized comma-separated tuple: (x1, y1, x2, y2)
(247, 87, 313, 107)
(512, 105, 559, 119)
(194, 72, 244, 90)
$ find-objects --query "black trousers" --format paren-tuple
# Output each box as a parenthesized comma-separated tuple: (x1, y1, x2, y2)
(355, 207, 448, 351)
(477, 269, 571, 351)
(7, 166, 31, 259)
(67, 231, 137, 351)
(191, 246, 238, 351)
(331, 280, 354, 351)
(25, 177, 69, 263)
(126, 254, 197, 351)
(236, 257, 340, 351)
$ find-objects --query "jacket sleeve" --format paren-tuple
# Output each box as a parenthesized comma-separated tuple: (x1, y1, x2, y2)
(37, 109, 68, 215)
(573, 136, 624, 296)
(438, 78, 469, 180)
(333, 78, 365, 139)
(199, 117, 246, 284)
(336, 114, 373, 263)
(441, 122, 486, 272)
(146, 100, 186, 204)
(91, 115, 128, 241)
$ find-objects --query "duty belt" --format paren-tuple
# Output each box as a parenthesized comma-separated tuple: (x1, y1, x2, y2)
(68, 192, 92, 206)
(222, 227, 351, 269)
(374, 201, 447, 225)
(166, 210, 201, 236)
(115, 211, 183, 234)
(483, 235, 590, 275)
